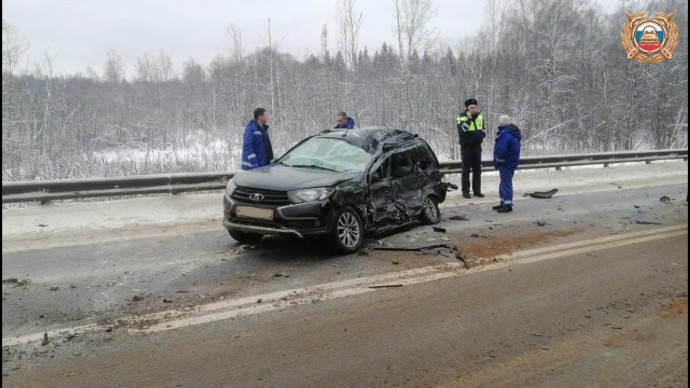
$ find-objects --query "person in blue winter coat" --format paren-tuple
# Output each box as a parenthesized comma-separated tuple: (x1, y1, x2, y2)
(492, 115, 522, 213)
(334, 112, 356, 129)
(241, 107, 274, 170)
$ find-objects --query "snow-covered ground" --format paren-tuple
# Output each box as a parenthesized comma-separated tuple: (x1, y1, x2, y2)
(90, 131, 243, 175)
(2, 160, 687, 240)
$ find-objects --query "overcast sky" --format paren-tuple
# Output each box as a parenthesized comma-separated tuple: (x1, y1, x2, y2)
(4, 0, 620, 78)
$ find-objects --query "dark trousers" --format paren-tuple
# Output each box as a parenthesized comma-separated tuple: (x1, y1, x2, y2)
(460, 143, 482, 194)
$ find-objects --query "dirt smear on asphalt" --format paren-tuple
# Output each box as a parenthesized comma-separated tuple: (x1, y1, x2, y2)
(363, 228, 582, 270)
(453, 228, 581, 268)
(656, 298, 688, 319)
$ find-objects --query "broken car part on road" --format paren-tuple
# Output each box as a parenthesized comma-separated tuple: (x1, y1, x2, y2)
(524, 188, 558, 199)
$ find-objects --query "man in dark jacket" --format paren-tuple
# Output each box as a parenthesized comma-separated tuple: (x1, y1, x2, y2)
(456, 98, 486, 198)
(492, 115, 522, 213)
(241, 107, 274, 170)
(335, 111, 356, 129)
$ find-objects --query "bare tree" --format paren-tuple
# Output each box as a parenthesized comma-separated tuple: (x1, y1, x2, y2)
(320, 25, 334, 117)
(103, 49, 124, 83)
(135, 53, 159, 82)
(83, 67, 100, 80)
(183, 58, 206, 83)
(227, 23, 244, 62)
(394, 0, 436, 62)
(338, 0, 364, 69)
(158, 50, 174, 82)
(2, 20, 29, 77)
(391, 0, 437, 129)
(2, 20, 29, 130)
(321, 25, 330, 61)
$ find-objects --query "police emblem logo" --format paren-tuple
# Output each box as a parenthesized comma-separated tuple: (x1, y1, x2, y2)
(621, 12, 679, 64)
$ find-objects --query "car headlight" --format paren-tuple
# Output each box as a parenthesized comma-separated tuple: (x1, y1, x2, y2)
(288, 187, 333, 203)
(225, 179, 237, 196)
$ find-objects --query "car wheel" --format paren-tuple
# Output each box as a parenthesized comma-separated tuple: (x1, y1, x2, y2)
(228, 230, 263, 244)
(420, 195, 441, 225)
(331, 207, 364, 254)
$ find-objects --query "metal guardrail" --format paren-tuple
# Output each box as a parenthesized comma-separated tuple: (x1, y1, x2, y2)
(1, 172, 234, 203)
(439, 149, 689, 174)
(2, 149, 687, 203)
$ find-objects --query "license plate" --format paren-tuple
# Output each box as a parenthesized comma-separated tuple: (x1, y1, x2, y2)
(235, 206, 273, 220)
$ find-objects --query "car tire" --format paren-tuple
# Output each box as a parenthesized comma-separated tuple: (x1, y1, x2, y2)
(331, 207, 364, 254)
(228, 230, 263, 244)
(420, 195, 441, 225)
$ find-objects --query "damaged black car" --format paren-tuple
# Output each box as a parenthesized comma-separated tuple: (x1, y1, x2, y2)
(222, 127, 450, 253)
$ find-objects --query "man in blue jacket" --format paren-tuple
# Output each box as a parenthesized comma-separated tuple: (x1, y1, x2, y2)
(335, 111, 356, 129)
(241, 107, 274, 170)
(492, 115, 522, 213)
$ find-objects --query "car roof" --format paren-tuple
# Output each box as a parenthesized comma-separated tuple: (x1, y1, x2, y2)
(316, 126, 421, 153)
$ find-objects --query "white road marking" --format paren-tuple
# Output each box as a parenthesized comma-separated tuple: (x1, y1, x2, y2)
(2, 224, 686, 347)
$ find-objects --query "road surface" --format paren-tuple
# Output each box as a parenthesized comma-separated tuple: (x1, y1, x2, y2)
(2, 161, 687, 387)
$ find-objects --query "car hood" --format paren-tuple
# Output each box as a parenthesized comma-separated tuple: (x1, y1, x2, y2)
(233, 165, 358, 191)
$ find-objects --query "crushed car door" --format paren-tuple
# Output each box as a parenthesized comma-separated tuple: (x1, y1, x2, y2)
(390, 149, 427, 219)
(367, 155, 401, 226)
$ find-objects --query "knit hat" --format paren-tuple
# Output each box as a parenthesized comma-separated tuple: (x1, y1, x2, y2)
(464, 98, 478, 107)
(498, 115, 511, 126)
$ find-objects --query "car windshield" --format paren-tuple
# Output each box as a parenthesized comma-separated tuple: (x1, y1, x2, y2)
(278, 137, 373, 173)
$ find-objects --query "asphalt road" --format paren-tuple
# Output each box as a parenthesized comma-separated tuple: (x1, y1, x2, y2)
(2, 175, 688, 386)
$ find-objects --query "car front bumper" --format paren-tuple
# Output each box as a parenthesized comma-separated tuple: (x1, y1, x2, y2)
(222, 191, 334, 237)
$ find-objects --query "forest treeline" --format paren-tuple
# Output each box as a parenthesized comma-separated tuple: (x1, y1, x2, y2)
(2, 0, 687, 180)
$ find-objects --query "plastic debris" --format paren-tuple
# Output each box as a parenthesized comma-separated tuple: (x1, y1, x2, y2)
(524, 188, 558, 199)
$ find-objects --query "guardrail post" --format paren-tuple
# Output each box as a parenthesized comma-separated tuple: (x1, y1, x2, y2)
(603, 163, 609, 168)
(555, 166, 562, 171)
(169, 175, 177, 195)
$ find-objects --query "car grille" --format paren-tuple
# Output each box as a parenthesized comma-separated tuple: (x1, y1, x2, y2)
(227, 216, 320, 231)
(231, 186, 291, 206)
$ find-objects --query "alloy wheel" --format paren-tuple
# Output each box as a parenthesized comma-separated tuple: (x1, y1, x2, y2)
(337, 211, 361, 248)
(423, 196, 440, 223)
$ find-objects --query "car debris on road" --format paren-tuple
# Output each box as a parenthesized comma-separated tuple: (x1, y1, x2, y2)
(524, 188, 558, 199)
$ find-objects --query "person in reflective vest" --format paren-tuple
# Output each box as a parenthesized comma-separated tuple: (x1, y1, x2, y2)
(456, 98, 486, 198)
(241, 108, 274, 170)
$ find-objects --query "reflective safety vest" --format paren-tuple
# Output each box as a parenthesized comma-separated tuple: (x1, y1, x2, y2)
(456, 112, 486, 145)
(456, 114, 484, 132)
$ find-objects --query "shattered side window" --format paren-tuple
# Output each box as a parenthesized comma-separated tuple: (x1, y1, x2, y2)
(412, 147, 433, 171)
(370, 156, 391, 179)
(390, 152, 413, 178)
